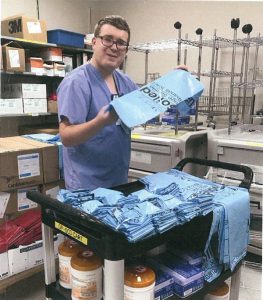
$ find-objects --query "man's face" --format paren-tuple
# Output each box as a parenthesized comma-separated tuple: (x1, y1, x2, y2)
(92, 24, 128, 71)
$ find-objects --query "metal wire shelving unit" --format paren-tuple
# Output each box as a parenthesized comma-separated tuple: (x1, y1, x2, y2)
(128, 21, 263, 132)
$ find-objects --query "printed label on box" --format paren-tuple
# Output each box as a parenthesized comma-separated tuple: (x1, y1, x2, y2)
(0, 192, 11, 218)
(8, 49, 20, 68)
(17, 153, 40, 179)
(22, 83, 47, 98)
(23, 98, 47, 114)
(17, 187, 38, 211)
(27, 21, 42, 34)
(0, 98, 24, 115)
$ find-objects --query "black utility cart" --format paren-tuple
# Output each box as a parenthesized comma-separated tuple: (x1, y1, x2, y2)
(27, 158, 253, 300)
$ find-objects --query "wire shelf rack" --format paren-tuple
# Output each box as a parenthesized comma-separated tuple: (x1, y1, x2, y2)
(198, 87, 253, 116)
(129, 35, 262, 53)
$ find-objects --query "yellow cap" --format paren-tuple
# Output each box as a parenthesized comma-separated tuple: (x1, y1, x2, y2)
(71, 250, 103, 271)
(209, 282, 229, 296)
(125, 265, 155, 288)
(58, 239, 83, 257)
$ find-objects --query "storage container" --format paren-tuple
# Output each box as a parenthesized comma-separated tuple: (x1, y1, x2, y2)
(47, 29, 85, 48)
(124, 265, 155, 300)
(58, 239, 83, 289)
(71, 250, 103, 300)
(204, 282, 230, 300)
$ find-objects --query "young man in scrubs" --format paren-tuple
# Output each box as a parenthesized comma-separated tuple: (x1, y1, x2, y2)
(58, 15, 137, 190)
(58, 15, 187, 190)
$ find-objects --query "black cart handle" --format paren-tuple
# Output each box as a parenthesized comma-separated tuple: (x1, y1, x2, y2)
(174, 157, 253, 190)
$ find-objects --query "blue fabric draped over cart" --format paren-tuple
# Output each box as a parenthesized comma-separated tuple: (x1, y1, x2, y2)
(56, 168, 250, 282)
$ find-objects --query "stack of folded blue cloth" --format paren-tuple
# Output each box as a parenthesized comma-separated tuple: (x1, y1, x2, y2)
(57, 170, 225, 242)
(56, 168, 250, 281)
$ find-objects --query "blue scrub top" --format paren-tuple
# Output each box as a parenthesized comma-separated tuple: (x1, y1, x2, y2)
(57, 63, 138, 190)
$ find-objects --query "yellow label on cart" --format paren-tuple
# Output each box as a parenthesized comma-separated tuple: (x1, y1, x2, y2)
(55, 221, 88, 245)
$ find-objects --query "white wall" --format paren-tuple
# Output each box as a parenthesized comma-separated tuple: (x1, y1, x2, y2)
(88, 0, 263, 118)
(2, 0, 263, 119)
(88, 1, 263, 80)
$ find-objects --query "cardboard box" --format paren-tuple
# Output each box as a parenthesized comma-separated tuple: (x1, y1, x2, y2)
(0, 252, 10, 280)
(0, 138, 43, 191)
(37, 47, 63, 62)
(2, 45, 25, 72)
(1, 15, 47, 43)
(43, 63, 54, 76)
(0, 186, 40, 219)
(0, 98, 24, 115)
(9, 136, 60, 184)
(23, 98, 47, 114)
(53, 62, 65, 77)
(8, 234, 63, 276)
(27, 57, 45, 75)
(148, 253, 204, 298)
(47, 100, 58, 113)
(1, 83, 47, 99)
(8, 240, 43, 275)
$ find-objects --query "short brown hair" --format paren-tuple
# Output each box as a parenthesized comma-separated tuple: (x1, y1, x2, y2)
(94, 15, 130, 44)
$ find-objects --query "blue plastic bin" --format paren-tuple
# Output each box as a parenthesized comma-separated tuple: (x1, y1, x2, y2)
(47, 29, 85, 48)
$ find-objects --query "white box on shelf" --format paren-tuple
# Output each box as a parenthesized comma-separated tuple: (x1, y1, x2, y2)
(8, 234, 62, 276)
(0, 252, 10, 280)
(22, 84, 47, 98)
(8, 246, 28, 275)
(27, 240, 44, 269)
(1, 83, 47, 99)
(0, 98, 23, 115)
(23, 98, 47, 114)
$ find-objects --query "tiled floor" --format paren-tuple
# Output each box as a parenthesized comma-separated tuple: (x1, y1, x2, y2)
(238, 262, 262, 300)
(0, 261, 261, 300)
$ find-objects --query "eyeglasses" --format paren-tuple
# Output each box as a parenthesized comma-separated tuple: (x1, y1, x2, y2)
(97, 35, 129, 50)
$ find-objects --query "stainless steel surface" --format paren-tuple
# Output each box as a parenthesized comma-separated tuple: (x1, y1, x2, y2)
(129, 126, 208, 179)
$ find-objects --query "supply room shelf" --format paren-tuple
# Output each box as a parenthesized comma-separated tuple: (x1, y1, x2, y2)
(1, 70, 65, 78)
(1, 35, 93, 55)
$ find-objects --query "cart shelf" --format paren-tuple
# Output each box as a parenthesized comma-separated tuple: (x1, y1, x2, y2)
(27, 157, 253, 300)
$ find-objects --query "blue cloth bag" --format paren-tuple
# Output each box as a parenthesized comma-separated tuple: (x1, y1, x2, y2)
(110, 69, 204, 128)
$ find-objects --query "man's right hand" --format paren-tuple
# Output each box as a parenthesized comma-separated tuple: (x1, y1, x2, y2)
(96, 105, 119, 126)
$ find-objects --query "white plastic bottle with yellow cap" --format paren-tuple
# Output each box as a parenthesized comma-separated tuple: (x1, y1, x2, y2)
(124, 265, 156, 300)
(71, 249, 103, 300)
(58, 239, 83, 289)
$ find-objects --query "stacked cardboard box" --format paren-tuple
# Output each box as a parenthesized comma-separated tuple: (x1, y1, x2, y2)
(1, 83, 47, 114)
(0, 135, 64, 280)
(2, 45, 25, 72)
(1, 15, 47, 43)
(0, 135, 60, 214)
